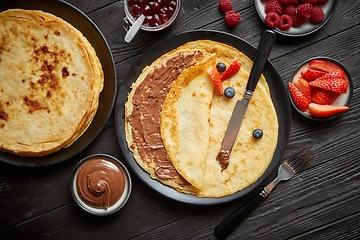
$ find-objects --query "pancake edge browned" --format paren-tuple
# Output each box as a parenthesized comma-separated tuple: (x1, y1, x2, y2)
(0, 9, 104, 157)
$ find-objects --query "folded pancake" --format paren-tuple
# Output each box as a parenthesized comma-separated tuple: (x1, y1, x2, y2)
(126, 40, 278, 197)
(198, 63, 278, 197)
(162, 41, 278, 197)
(125, 47, 213, 194)
(0, 9, 103, 156)
(161, 54, 216, 190)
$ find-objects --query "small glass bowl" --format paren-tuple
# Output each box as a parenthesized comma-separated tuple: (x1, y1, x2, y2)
(70, 154, 132, 216)
(289, 57, 353, 121)
(123, 0, 181, 32)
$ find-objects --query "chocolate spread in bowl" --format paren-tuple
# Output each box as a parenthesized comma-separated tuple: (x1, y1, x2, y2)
(76, 158, 125, 209)
(127, 51, 204, 186)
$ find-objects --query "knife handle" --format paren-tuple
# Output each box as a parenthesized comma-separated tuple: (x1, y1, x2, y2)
(214, 193, 264, 239)
(246, 30, 276, 92)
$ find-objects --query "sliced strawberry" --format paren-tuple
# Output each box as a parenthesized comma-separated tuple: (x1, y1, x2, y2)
(293, 77, 311, 100)
(220, 58, 241, 81)
(288, 82, 311, 112)
(207, 67, 223, 95)
(312, 89, 340, 105)
(301, 68, 326, 81)
(309, 60, 338, 72)
(310, 86, 321, 97)
(309, 78, 348, 93)
(308, 103, 349, 117)
(315, 70, 346, 81)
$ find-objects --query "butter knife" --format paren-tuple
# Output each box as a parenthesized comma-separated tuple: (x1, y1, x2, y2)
(216, 30, 276, 170)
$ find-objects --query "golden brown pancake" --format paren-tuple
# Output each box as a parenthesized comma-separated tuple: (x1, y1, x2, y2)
(161, 41, 278, 197)
(161, 54, 216, 190)
(125, 47, 214, 194)
(0, 9, 104, 156)
(126, 40, 278, 197)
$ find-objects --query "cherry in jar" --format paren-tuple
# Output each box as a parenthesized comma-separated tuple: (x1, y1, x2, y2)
(128, 0, 179, 27)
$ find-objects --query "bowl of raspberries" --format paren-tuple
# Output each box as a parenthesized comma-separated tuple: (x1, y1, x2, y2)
(255, 0, 336, 36)
(288, 57, 353, 121)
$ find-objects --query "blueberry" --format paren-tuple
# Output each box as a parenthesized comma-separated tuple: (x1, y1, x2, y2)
(224, 87, 235, 98)
(216, 62, 226, 72)
(253, 129, 263, 139)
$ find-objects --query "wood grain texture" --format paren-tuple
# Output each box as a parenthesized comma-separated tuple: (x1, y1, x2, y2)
(1, 0, 359, 239)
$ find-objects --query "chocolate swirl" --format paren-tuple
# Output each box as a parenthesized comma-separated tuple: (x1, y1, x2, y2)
(76, 158, 125, 209)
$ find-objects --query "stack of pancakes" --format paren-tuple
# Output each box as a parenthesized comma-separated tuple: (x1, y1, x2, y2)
(126, 41, 279, 198)
(0, 9, 104, 157)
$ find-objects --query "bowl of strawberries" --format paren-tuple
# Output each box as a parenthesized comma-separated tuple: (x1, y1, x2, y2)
(288, 57, 353, 120)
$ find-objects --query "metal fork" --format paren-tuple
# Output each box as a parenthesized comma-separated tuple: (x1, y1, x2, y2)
(215, 147, 315, 239)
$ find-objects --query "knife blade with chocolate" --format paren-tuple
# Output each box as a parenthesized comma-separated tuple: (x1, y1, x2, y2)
(216, 30, 276, 171)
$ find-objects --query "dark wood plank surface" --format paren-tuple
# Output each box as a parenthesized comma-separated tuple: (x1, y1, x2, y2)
(1, 0, 360, 239)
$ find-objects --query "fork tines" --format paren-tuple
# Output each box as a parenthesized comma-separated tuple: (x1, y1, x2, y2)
(286, 147, 315, 173)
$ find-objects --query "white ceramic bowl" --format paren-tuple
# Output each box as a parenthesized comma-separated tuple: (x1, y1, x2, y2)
(70, 154, 132, 216)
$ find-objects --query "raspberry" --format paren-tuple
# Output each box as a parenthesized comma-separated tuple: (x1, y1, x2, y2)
(278, 14, 293, 30)
(218, 0, 233, 13)
(265, 12, 280, 28)
(225, 11, 241, 27)
(317, 0, 328, 5)
(297, 3, 313, 19)
(265, 0, 283, 15)
(292, 0, 299, 6)
(292, 13, 306, 27)
(279, 0, 292, 5)
(283, 5, 296, 17)
(311, 7, 325, 24)
(301, 0, 317, 3)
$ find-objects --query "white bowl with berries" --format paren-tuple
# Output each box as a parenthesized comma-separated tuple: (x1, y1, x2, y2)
(254, 0, 336, 37)
(288, 57, 353, 120)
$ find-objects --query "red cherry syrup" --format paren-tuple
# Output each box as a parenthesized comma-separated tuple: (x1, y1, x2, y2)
(128, 0, 177, 27)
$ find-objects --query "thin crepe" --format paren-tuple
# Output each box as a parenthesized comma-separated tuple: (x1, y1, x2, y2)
(161, 54, 216, 190)
(162, 40, 279, 197)
(0, 9, 103, 156)
(125, 47, 213, 194)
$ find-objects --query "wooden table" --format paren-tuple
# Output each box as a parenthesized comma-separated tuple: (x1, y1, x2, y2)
(1, 0, 359, 239)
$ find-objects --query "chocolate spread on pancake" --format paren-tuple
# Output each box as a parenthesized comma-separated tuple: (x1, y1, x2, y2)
(76, 158, 125, 209)
(216, 146, 230, 171)
(128, 52, 204, 186)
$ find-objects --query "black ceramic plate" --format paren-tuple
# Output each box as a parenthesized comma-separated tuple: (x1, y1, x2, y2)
(254, 0, 336, 37)
(0, 0, 116, 167)
(115, 30, 291, 205)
